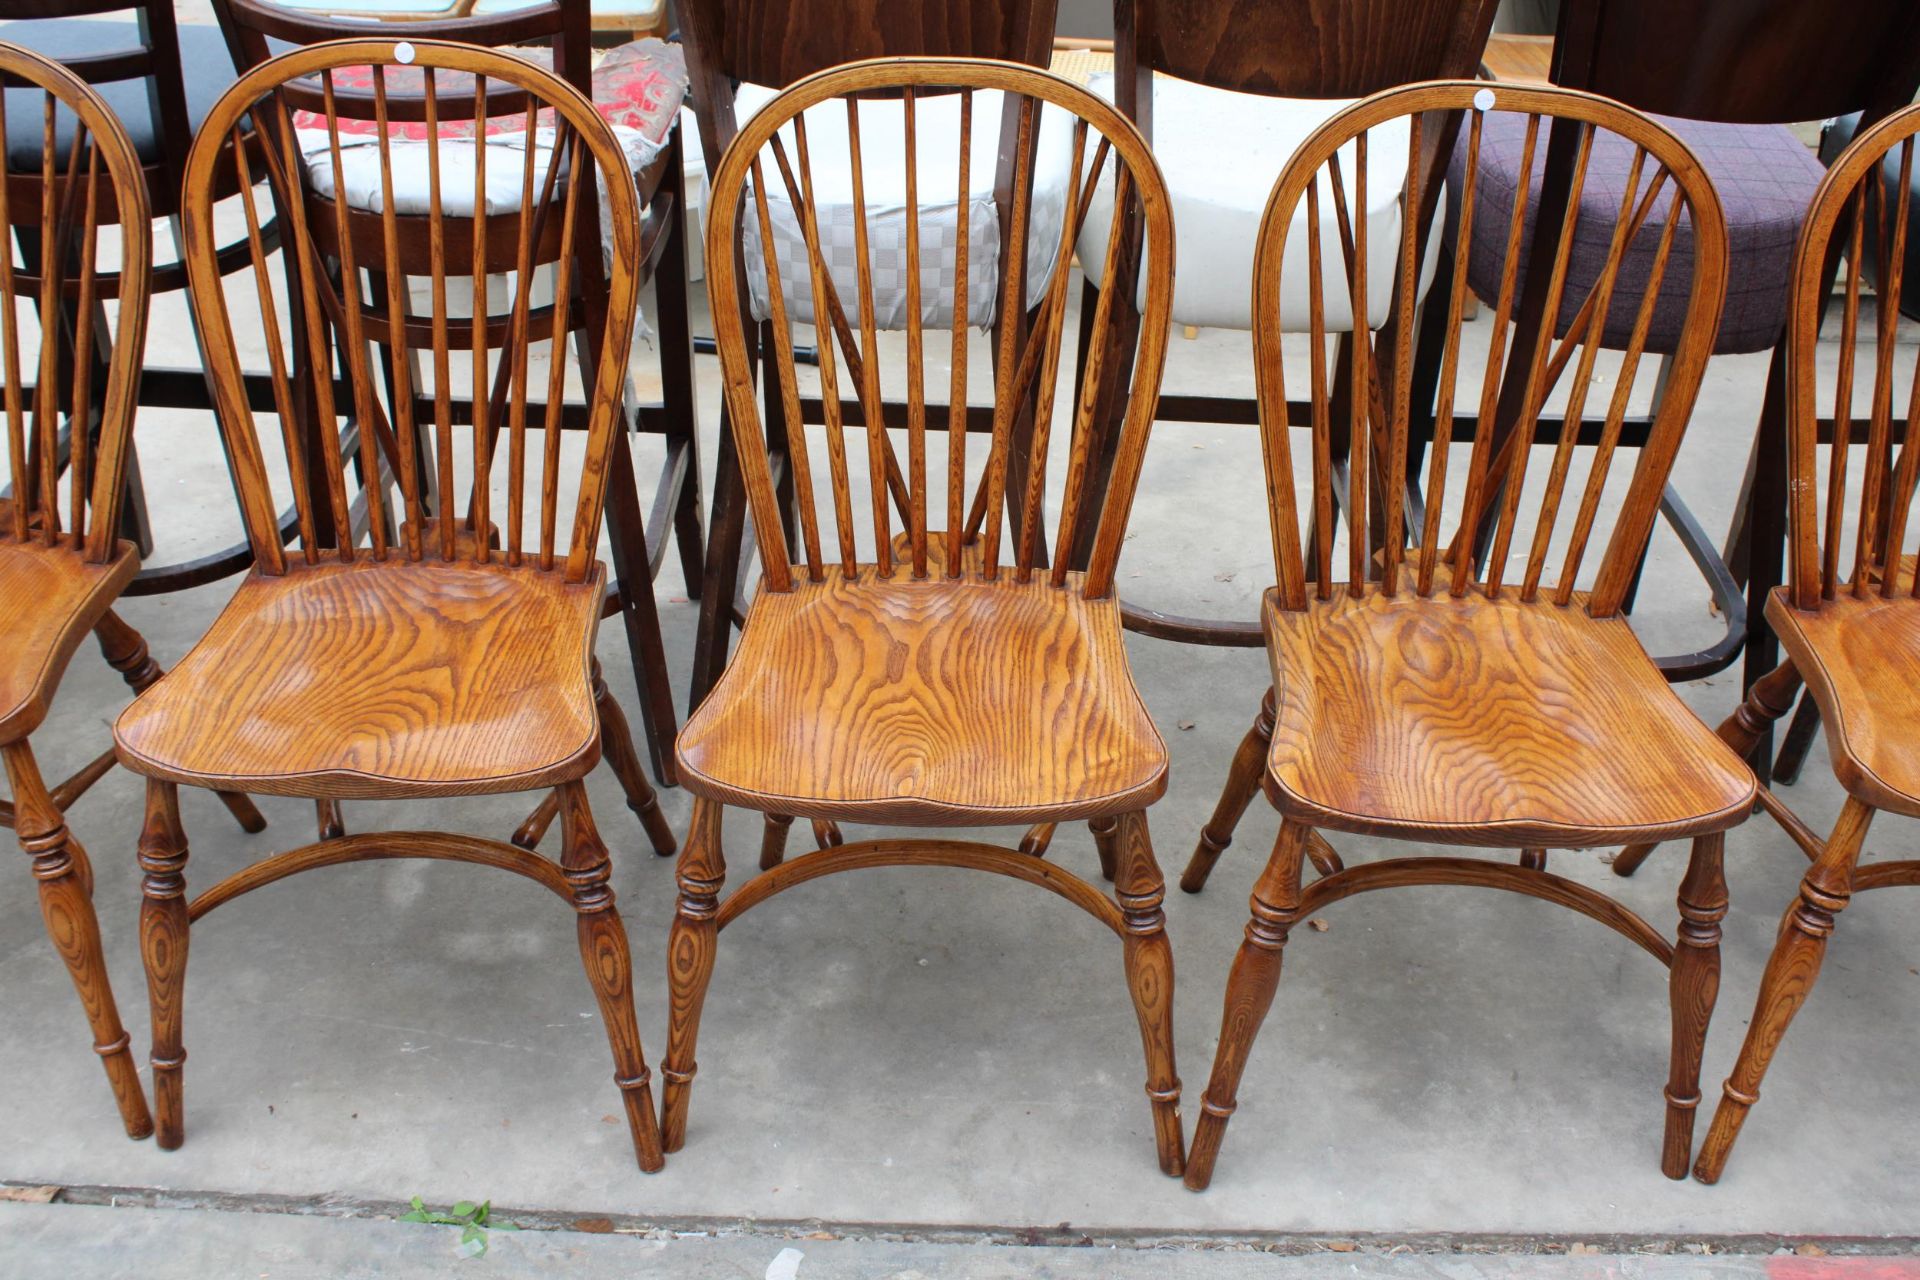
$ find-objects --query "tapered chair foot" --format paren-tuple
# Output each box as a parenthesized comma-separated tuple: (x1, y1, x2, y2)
(1183, 689, 1276, 894)
(1692, 799, 1873, 1183)
(4, 741, 154, 1141)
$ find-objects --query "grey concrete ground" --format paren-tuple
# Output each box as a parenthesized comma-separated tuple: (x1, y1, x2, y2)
(12, 1201, 1909, 1280)
(6, 14, 1920, 1266)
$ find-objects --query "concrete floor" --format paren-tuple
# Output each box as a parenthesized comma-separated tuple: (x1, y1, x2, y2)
(5, 28, 1920, 1258)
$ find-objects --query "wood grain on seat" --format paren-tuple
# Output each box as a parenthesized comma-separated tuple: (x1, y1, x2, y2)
(1769, 589, 1920, 818)
(678, 558, 1166, 826)
(0, 537, 136, 743)
(115, 559, 604, 798)
(1264, 585, 1754, 846)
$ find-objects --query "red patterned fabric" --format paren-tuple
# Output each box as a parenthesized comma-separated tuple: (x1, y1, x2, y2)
(289, 37, 684, 142)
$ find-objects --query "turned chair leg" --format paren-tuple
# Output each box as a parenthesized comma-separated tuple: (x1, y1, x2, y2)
(592, 660, 676, 856)
(811, 819, 844, 849)
(1183, 688, 1276, 893)
(136, 778, 190, 1149)
(758, 813, 793, 870)
(315, 798, 345, 841)
(96, 610, 265, 836)
(1019, 822, 1057, 857)
(1088, 815, 1118, 881)
(513, 791, 561, 850)
(1112, 811, 1184, 1176)
(1663, 831, 1726, 1178)
(1617, 660, 1803, 878)
(1185, 819, 1311, 1191)
(557, 781, 665, 1172)
(661, 795, 725, 1152)
(1693, 797, 1874, 1184)
(2, 741, 152, 1140)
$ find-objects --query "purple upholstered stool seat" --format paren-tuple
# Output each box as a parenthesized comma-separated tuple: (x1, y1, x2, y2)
(1452, 111, 1825, 355)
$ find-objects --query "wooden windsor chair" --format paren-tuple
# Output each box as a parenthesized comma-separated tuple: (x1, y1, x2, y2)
(216, 0, 703, 793)
(1178, 80, 1757, 1191)
(677, 0, 1062, 721)
(111, 37, 668, 1170)
(667, 56, 1184, 1173)
(0, 38, 250, 1144)
(1609, 103, 1920, 1184)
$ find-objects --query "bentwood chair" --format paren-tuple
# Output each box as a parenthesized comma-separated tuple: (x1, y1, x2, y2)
(1613, 104, 1920, 1185)
(112, 38, 666, 1170)
(669, 56, 1183, 1174)
(1180, 81, 1754, 1191)
(216, 0, 702, 792)
(0, 39, 236, 1144)
(677, 0, 1061, 717)
(0, 1, 289, 598)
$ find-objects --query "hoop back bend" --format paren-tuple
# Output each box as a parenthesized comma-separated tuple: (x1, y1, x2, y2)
(703, 56, 1175, 601)
(178, 37, 641, 583)
(1252, 81, 1728, 617)
(1784, 110, 1920, 611)
(0, 38, 150, 565)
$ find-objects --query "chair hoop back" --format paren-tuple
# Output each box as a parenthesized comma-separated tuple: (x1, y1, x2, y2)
(179, 37, 641, 584)
(1252, 80, 1728, 617)
(704, 56, 1175, 601)
(1784, 103, 1920, 610)
(0, 38, 149, 564)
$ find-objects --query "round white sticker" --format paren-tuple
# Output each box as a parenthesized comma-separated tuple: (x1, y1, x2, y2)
(1473, 87, 1496, 113)
(394, 40, 416, 64)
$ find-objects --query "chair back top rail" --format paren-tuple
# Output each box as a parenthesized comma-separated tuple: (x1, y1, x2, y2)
(179, 37, 639, 584)
(1115, 0, 1500, 106)
(0, 38, 149, 564)
(1252, 80, 1727, 617)
(1550, 0, 1920, 126)
(1785, 103, 1920, 610)
(703, 56, 1173, 601)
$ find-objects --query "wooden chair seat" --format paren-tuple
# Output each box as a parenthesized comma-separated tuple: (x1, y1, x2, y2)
(1768, 588, 1920, 818)
(114, 558, 605, 799)
(0, 536, 137, 744)
(1262, 585, 1755, 847)
(677, 553, 1168, 827)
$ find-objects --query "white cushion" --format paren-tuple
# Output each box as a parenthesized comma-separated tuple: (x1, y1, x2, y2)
(1075, 74, 1440, 333)
(732, 83, 1077, 331)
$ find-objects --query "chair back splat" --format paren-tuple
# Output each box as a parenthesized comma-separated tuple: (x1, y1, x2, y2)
(0, 38, 149, 563)
(703, 56, 1174, 600)
(179, 37, 642, 582)
(1254, 81, 1727, 615)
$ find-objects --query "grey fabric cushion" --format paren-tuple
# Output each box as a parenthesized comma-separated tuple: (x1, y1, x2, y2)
(1451, 111, 1825, 356)
(0, 20, 242, 170)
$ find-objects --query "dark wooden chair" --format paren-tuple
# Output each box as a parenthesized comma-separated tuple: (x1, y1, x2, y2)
(1082, 0, 1499, 631)
(112, 37, 668, 1170)
(1179, 80, 1755, 1191)
(676, 0, 1060, 720)
(669, 55, 1184, 1174)
(215, 0, 704, 791)
(0, 0, 295, 597)
(1613, 103, 1920, 1184)
(0, 38, 257, 1144)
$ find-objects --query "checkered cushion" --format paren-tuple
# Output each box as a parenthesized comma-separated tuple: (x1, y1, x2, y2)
(734, 84, 1075, 331)
(1454, 112, 1824, 355)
